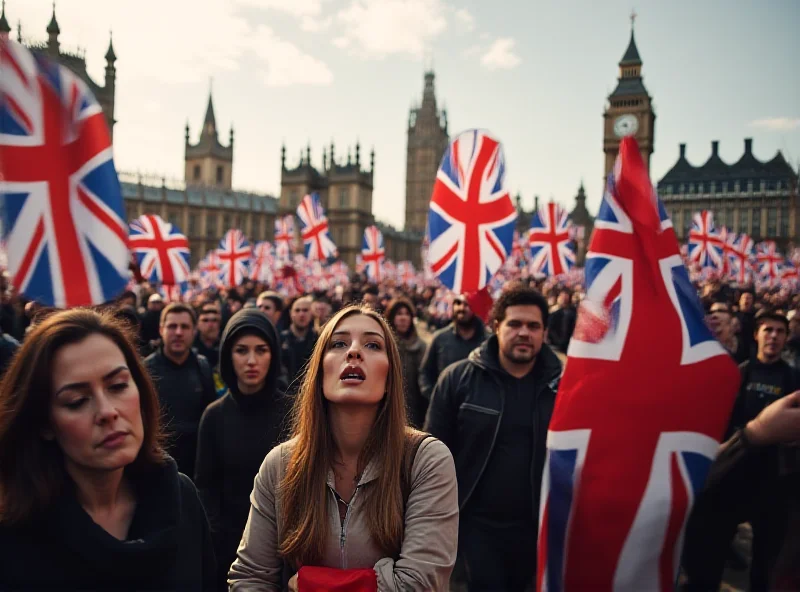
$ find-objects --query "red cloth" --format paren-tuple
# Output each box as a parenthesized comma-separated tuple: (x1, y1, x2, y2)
(297, 567, 378, 592)
(465, 287, 493, 324)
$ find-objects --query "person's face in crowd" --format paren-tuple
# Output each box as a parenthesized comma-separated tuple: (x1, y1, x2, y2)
(257, 298, 279, 324)
(229, 300, 243, 314)
(495, 305, 546, 366)
(739, 292, 754, 313)
(707, 304, 733, 341)
(392, 307, 413, 335)
(756, 319, 788, 363)
(790, 316, 800, 339)
(362, 292, 378, 310)
(571, 291, 583, 307)
(323, 314, 389, 406)
(47, 334, 144, 477)
(232, 334, 271, 394)
(557, 291, 571, 309)
(197, 310, 221, 343)
(291, 299, 312, 330)
(160, 312, 195, 359)
(452, 297, 474, 326)
(312, 301, 332, 325)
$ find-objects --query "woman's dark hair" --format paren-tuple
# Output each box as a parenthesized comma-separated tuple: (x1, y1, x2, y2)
(0, 308, 167, 525)
(384, 297, 416, 335)
(491, 285, 550, 327)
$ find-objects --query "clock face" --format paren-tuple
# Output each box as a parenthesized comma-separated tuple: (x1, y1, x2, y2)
(613, 114, 639, 138)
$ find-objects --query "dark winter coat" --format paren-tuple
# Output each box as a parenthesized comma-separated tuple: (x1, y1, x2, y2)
(424, 336, 562, 516)
(0, 459, 216, 590)
(195, 308, 292, 587)
(398, 330, 427, 428)
(418, 318, 487, 402)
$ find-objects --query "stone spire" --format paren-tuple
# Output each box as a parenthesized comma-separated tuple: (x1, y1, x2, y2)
(0, 1, 11, 39)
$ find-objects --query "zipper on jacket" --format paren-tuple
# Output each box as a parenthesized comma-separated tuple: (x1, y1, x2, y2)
(330, 484, 360, 570)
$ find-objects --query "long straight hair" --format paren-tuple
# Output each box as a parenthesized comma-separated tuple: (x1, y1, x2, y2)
(0, 308, 167, 524)
(278, 305, 409, 566)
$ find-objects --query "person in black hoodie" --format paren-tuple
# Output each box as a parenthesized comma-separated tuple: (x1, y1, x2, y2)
(0, 308, 215, 590)
(195, 308, 291, 589)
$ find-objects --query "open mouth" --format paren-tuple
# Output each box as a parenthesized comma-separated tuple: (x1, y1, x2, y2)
(339, 365, 366, 382)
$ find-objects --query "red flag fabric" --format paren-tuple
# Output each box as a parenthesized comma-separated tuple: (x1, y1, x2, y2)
(298, 567, 378, 592)
(465, 287, 493, 324)
(536, 137, 740, 592)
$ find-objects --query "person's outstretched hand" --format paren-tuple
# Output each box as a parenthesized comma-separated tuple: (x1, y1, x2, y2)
(745, 391, 800, 446)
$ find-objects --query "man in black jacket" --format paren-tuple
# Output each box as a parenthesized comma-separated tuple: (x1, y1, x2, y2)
(280, 295, 318, 393)
(419, 294, 487, 402)
(425, 285, 562, 591)
(145, 303, 216, 479)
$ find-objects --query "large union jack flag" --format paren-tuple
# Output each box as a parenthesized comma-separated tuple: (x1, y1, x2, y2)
(250, 241, 275, 284)
(529, 202, 575, 277)
(427, 129, 517, 294)
(297, 193, 337, 261)
(128, 214, 190, 287)
(274, 215, 295, 261)
(687, 211, 724, 270)
(361, 225, 385, 282)
(0, 39, 129, 307)
(216, 229, 250, 288)
(724, 232, 754, 285)
(537, 138, 740, 592)
(755, 240, 783, 287)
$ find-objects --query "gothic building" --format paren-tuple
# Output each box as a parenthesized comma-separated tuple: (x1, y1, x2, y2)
(405, 71, 449, 234)
(1, 3, 117, 139)
(603, 19, 655, 179)
(657, 139, 798, 247)
(185, 93, 234, 190)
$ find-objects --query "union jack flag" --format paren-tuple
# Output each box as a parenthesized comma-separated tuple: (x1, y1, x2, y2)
(128, 214, 190, 287)
(781, 260, 799, 289)
(537, 138, 739, 592)
(216, 229, 250, 288)
(398, 261, 416, 287)
(198, 250, 223, 288)
(724, 232, 754, 285)
(0, 39, 129, 307)
(274, 215, 295, 261)
(360, 225, 385, 282)
(427, 129, 517, 294)
(756, 240, 783, 287)
(251, 241, 275, 284)
(687, 211, 725, 270)
(297, 193, 337, 261)
(529, 202, 575, 277)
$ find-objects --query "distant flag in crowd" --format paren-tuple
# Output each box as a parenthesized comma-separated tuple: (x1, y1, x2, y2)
(781, 260, 799, 289)
(198, 250, 222, 288)
(687, 211, 725, 270)
(756, 240, 783, 288)
(159, 282, 187, 303)
(361, 225, 385, 282)
(128, 214, 190, 287)
(274, 215, 295, 261)
(297, 193, 337, 261)
(216, 229, 250, 288)
(398, 261, 417, 287)
(426, 129, 517, 294)
(537, 137, 740, 592)
(528, 202, 576, 277)
(250, 241, 275, 284)
(725, 232, 754, 285)
(0, 39, 129, 307)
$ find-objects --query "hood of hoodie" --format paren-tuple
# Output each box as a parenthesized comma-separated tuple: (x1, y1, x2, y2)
(219, 308, 282, 401)
(469, 334, 562, 383)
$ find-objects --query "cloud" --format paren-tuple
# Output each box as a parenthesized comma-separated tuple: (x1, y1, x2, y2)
(480, 38, 522, 70)
(249, 25, 334, 87)
(335, 0, 447, 59)
(454, 8, 475, 33)
(463, 44, 482, 58)
(233, 0, 331, 18)
(749, 117, 800, 132)
(333, 36, 351, 49)
(301, 15, 333, 32)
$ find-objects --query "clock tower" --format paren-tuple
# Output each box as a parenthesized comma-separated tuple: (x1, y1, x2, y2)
(603, 14, 655, 179)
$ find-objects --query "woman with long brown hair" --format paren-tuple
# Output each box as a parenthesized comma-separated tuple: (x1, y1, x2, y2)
(0, 308, 215, 590)
(229, 304, 458, 590)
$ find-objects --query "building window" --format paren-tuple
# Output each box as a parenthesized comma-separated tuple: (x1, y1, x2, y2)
(340, 187, 348, 208)
(193, 165, 201, 180)
(289, 190, 298, 209)
(688, 183, 695, 194)
(678, 184, 684, 194)
(222, 213, 231, 232)
(683, 209, 692, 236)
(206, 216, 216, 239)
(726, 208, 735, 231)
(752, 207, 761, 236)
(739, 209, 749, 234)
(188, 212, 198, 237)
(780, 206, 790, 237)
(716, 209, 726, 227)
(216, 166, 224, 184)
(721, 181, 729, 193)
(776, 180, 783, 192)
(169, 211, 181, 230)
(767, 207, 777, 236)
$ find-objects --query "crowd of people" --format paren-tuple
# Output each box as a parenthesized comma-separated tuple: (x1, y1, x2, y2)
(0, 268, 798, 590)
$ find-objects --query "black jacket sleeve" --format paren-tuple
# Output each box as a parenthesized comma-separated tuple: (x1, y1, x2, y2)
(418, 336, 439, 401)
(195, 355, 218, 407)
(194, 405, 222, 536)
(178, 473, 218, 591)
(423, 364, 460, 453)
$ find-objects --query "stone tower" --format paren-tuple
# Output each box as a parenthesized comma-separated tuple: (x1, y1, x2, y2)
(185, 91, 234, 189)
(603, 15, 655, 180)
(405, 71, 449, 234)
(10, 2, 117, 138)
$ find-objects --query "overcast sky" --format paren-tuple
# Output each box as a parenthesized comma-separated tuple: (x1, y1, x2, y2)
(8, 0, 799, 228)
